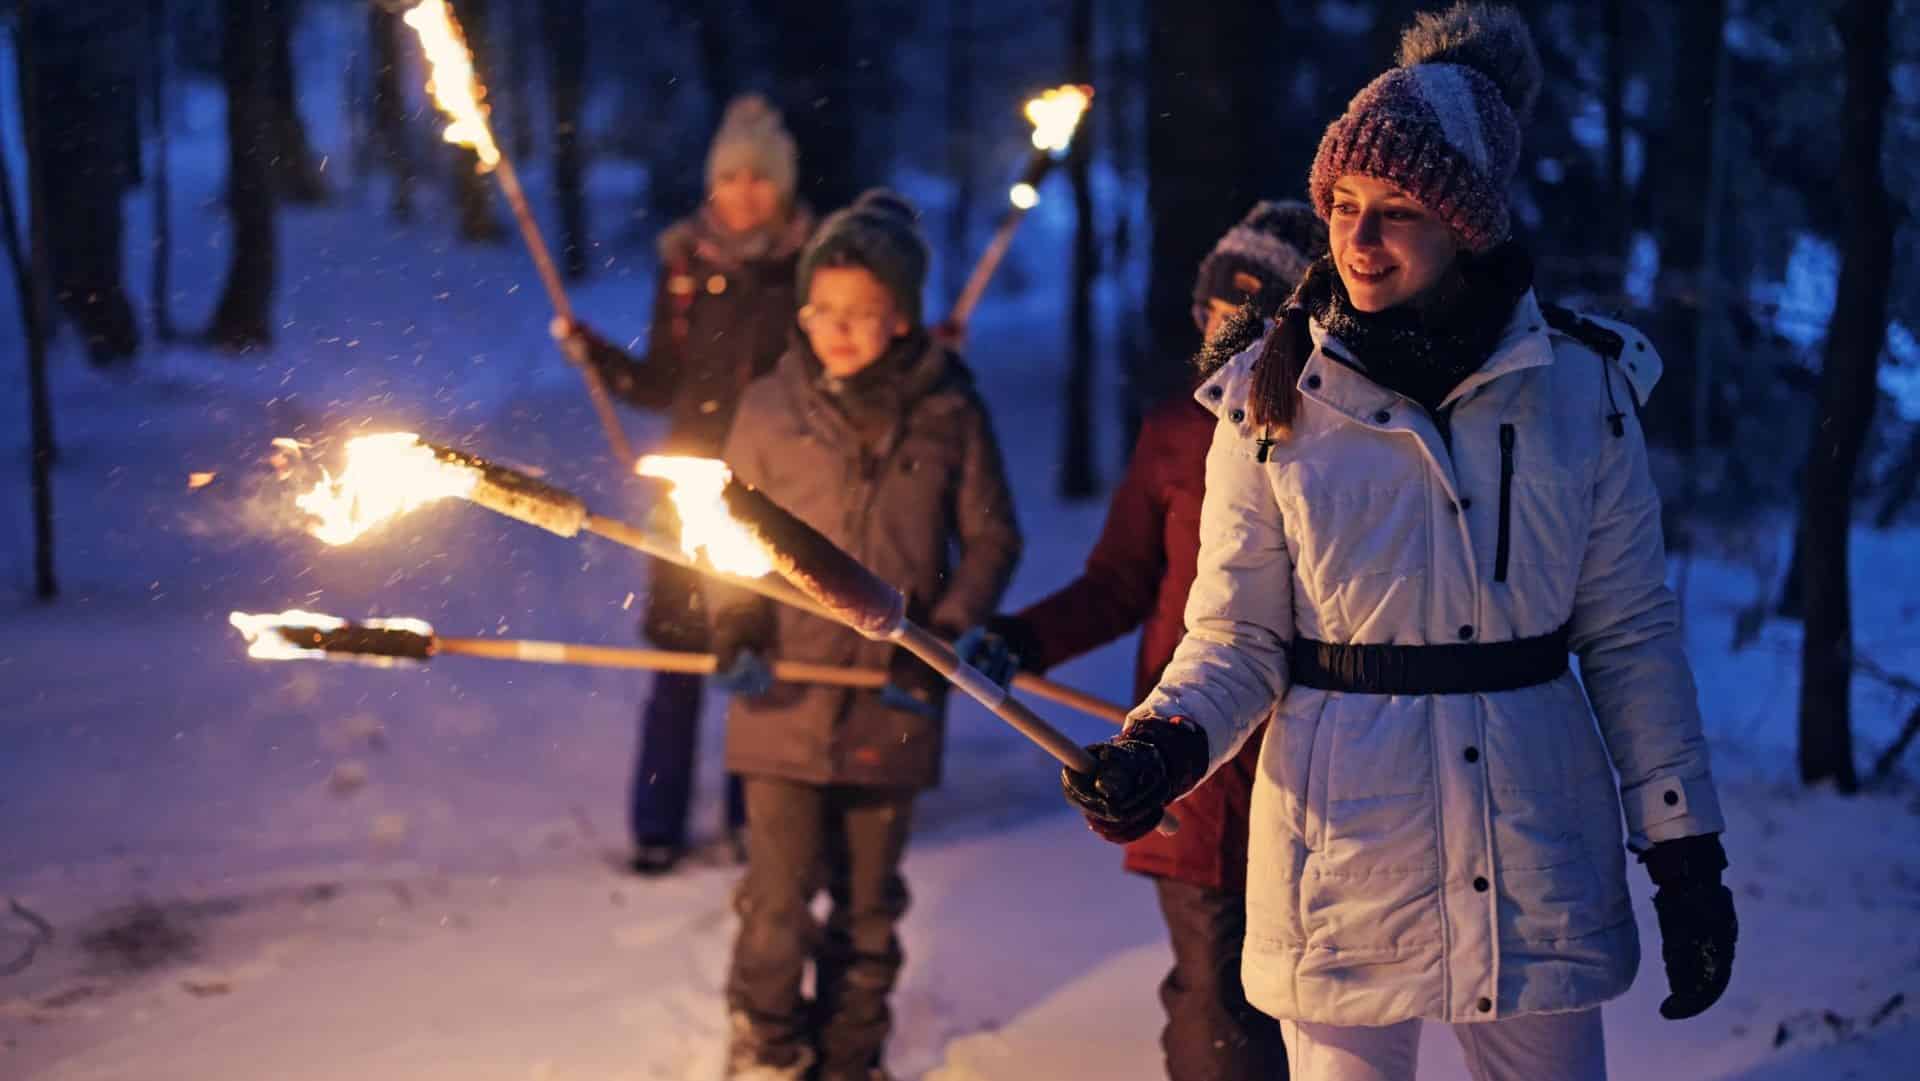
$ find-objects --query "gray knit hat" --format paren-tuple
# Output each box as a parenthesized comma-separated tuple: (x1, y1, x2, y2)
(798, 190, 931, 325)
(1307, 3, 1541, 253)
(1193, 200, 1327, 329)
(706, 94, 798, 201)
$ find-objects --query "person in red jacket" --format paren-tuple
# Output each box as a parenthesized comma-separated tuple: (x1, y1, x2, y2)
(964, 201, 1325, 1081)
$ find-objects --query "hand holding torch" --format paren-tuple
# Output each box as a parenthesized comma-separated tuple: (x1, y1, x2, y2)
(680, 463, 1178, 836)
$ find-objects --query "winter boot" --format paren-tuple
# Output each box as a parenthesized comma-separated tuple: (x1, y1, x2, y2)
(629, 841, 684, 876)
(724, 1010, 815, 1081)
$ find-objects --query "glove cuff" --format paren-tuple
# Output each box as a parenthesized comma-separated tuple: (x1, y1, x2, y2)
(1639, 832, 1728, 890)
(1123, 717, 1209, 802)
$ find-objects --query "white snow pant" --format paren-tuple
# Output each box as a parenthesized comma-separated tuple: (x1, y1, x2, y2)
(1277, 1009, 1605, 1081)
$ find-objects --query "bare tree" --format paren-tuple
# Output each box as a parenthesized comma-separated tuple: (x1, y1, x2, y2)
(1797, 0, 1897, 792)
(267, 0, 326, 203)
(943, 0, 975, 305)
(452, 0, 503, 241)
(542, 0, 589, 277)
(1061, 0, 1098, 499)
(367, 0, 416, 220)
(207, 0, 277, 349)
(149, 0, 175, 340)
(3, 3, 57, 598)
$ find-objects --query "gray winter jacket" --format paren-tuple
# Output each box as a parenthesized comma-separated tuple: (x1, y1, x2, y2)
(1138, 290, 1724, 1026)
(712, 336, 1022, 790)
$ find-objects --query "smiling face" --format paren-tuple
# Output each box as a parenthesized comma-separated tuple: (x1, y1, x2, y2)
(1327, 175, 1462, 312)
(799, 266, 911, 378)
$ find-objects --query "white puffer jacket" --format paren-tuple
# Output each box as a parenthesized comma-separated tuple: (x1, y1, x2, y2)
(1138, 290, 1723, 1027)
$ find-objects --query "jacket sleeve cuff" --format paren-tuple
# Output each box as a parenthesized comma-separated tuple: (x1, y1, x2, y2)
(1621, 771, 1725, 850)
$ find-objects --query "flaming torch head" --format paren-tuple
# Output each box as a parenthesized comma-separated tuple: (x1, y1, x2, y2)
(636, 457, 777, 578)
(637, 456, 905, 638)
(294, 433, 481, 546)
(229, 610, 437, 668)
(291, 434, 586, 545)
(1025, 84, 1093, 156)
(718, 479, 907, 640)
(402, 0, 501, 170)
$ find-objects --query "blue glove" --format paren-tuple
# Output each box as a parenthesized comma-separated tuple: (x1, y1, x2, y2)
(713, 649, 775, 697)
(879, 681, 940, 720)
(956, 626, 1018, 690)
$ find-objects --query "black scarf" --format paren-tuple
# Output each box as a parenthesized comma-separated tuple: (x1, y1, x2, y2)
(804, 330, 933, 445)
(1304, 241, 1535, 416)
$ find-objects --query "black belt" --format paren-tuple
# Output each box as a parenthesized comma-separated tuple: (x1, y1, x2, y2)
(1289, 624, 1571, 695)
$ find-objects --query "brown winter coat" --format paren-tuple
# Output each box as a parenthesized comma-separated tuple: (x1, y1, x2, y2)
(583, 210, 811, 649)
(1011, 392, 1264, 892)
(591, 211, 811, 457)
(711, 336, 1023, 790)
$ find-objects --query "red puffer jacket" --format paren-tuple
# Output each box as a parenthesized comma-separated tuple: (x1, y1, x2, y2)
(1010, 392, 1262, 892)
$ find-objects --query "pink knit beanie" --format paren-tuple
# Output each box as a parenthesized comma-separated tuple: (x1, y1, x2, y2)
(1307, 3, 1542, 253)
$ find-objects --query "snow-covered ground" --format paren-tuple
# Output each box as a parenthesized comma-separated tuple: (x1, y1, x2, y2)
(5, 15, 1920, 1081)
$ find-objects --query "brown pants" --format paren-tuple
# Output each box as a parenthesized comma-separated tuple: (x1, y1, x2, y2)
(727, 777, 915, 1079)
(1156, 878, 1290, 1081)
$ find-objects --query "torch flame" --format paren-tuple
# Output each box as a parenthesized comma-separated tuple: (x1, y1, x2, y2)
(229, 610, 437, 662)
(403, 0, 500, 170)
(293, 433, 479, 546)
(229, 609, 344, 660)
(1025, 84, 1093, 154)
(636, 456, 776, 578)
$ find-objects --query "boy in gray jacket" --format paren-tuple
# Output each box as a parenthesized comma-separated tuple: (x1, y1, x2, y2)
(709, 190, 1021, 1081)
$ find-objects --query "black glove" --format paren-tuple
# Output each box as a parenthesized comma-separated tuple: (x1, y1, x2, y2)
(884, 640, 950, 718)
(1061, 717, 1208, 844)
(1640, 833, 1737, 1020)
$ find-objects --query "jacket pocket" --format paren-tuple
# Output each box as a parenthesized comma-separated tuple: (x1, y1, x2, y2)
(1495, 423, 1516, 583)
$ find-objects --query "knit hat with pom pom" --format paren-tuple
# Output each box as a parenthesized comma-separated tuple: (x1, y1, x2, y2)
(1307, 3, 1541, 253)
(1192, 200, 1328, 330)
(799, 190, 931, 324)
(706, 94, 798, 201)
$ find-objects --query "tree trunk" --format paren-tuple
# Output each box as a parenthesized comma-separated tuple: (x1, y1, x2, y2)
(1603, 0, 1629, 257)
(208, 0, 278, 350)
(501, 0, 535, 162)
(1797, 0, 1896, 793)
(149, 0, 175, 341)
(1644, 0, 1727, 447)
(368, 1, 415, 220)
(4, 4, 58, 598)
(1141, 0, 1262, 413)
(28, 3, 138, 366)
(542, 0, 589, 278)
(767, 0, 858, 215)
(1061, 0, 1099, 500)
(452, 0, 503, 242)
(267, 0, 325, 203)
(943, 0, 974, 305)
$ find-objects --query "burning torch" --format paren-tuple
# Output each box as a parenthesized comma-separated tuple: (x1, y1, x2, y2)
(944, 85, 1093, 332)
(286, 434, 1124, 725)
(389, 0, 634, 466)
(229, 609, 889, 688)
(664, 459, 1178, 835)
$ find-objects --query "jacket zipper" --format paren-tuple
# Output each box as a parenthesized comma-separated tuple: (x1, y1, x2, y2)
(1495, 423, 1515, 583)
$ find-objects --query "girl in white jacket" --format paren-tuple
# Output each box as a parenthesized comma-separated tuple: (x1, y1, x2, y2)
(1061, 6, 1737, 1080)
